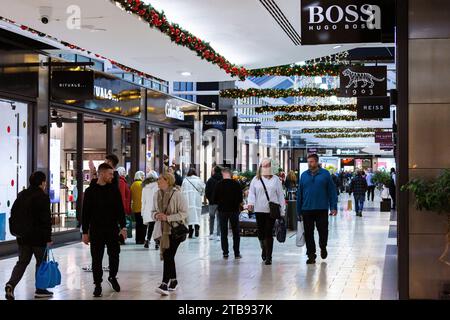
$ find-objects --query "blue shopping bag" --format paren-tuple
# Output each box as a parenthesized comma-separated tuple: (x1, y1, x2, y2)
(36, 248, 61, 289)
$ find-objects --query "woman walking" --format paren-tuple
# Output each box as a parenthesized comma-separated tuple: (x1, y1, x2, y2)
(130, 171, 146, 244)
(117, 167, 132, 242)
(247, 158, 285, 265)
(181, 168, 205, 238)
(152, 173, 188, 296)
(141, 170, 160, 249)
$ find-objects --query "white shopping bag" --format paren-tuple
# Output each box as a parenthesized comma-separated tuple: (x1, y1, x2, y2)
(296, 220, 305, 247)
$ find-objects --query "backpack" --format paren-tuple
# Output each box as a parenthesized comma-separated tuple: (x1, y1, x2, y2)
(9, 189, 33, 237)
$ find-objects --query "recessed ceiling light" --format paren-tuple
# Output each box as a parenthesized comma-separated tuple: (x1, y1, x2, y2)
(180, 71, 191, 76)
(333, 45, 342, 49)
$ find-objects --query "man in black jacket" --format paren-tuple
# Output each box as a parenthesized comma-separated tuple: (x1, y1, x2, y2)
(82, 163, 127, 298)
(214, 168, 243, 259)
(5, 171, 52, 300)
(205, 166, 223, 240)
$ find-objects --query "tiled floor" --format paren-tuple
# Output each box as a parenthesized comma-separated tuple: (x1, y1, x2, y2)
(0, 193, 398, 300)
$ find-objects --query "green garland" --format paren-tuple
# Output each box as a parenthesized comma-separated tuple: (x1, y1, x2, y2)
(274, 114, 360, 122)
(113, 0, 248, 80)
(302, 127, 388, 133)
(220, 88, 338, 99)
(255, 104, 356, 113)
(314, 133, 375, 139)
(247, 63, 342, 77)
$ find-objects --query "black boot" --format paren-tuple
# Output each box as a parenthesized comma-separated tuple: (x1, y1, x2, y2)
(195, 225, 200, 238)
(259, 240, 266, 261)
(264, 238, 273, 265)
(188, 225, 194, 238)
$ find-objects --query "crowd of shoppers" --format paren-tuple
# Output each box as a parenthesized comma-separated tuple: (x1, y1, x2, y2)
(4, 151, 399, 300)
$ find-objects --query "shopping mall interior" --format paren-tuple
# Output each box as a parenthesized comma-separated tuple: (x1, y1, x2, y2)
(0, 0, 449, 305)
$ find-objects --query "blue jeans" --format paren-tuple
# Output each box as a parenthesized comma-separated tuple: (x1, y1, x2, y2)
(354, 195, 365, 213)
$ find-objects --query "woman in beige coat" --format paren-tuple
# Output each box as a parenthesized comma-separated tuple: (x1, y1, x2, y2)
(152, 172, 188, 296)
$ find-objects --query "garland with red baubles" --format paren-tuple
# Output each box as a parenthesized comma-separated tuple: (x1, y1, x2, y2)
(113, 0, 248, 80)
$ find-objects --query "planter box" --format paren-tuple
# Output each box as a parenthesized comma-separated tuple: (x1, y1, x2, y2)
(380, 198, 391, 212)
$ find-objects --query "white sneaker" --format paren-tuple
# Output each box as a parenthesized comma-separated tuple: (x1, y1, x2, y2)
(209, 235, 215, 240)
(216, 236, 221, 241)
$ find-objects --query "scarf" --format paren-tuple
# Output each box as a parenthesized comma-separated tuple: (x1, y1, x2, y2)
(156, 187, 177, 260)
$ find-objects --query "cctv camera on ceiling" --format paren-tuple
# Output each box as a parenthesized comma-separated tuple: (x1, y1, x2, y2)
(38, 6, 52, 24)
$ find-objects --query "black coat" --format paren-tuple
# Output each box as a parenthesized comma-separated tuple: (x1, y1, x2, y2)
(16, 187, 52, 247)
(213, 179, 243, 213)
(205, 173, 223, 205)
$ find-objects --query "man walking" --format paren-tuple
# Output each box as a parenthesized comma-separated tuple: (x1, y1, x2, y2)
(205, 166, 223, 240)
(82, 163, 127, 297)
(214, 168, 243, 259)
(366, 168, 375, 202)
(350, 170, 368, 217)
(297, 154, 338, 264)
(5, 171, 53, 300)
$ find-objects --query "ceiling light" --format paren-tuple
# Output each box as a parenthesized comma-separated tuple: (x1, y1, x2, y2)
(180, 71, 191, 77)
(333, 45, 342, 49)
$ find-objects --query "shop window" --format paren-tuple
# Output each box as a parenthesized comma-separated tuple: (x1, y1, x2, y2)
(173, 82, 180, 91)
(113, 121, 132, 178)
(0, 100, 28, 242)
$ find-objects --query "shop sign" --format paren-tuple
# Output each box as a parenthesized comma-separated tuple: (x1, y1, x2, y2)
(336, 148, 360, 155)
(51, 71, 94, 100)
(300, 0, 394, 45)
(165, 102, 185, 121)
(375, 129, 393, 150)
(357, 96, 390, 119)
(94, 85, 118, 101)
(203, 115, 227, 131)
(339, 66, 387, 97)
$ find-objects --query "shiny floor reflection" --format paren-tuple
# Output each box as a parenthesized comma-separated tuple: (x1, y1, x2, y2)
(0, 193, 398, 300)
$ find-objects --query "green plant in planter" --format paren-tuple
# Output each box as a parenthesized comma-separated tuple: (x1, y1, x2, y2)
(372, 171, 392, 190)
(402, 169, 450, 266)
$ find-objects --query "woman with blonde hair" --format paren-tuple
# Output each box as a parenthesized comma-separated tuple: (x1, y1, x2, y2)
(130, 171, 146, 244)
(152, 172, 188, 296)
(247, 158, 285, 265)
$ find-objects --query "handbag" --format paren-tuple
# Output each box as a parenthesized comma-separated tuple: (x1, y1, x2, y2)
(164, 190, 189, 243)
(274, 217, 286, 243)
(296, 217, 305, 247)
(36, 248, 61, 289)
(260, 178, 281, 219)
(347, 199, 353, 211)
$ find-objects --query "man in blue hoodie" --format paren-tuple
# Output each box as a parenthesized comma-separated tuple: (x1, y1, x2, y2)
(297, 154, 338, 264)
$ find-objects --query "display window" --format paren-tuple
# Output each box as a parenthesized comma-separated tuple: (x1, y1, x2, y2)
(0, 99, 29, 242)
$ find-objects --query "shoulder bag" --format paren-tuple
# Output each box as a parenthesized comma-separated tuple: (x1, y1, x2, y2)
(260, 178, 281, 219)
(164, 190, 189, 242)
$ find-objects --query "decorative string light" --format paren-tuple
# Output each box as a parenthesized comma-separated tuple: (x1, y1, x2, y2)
(302, 128, 389, 133)
(255, 104, 356, 113)
(220, 88, 338, 99)
(314, 133, 375, 139)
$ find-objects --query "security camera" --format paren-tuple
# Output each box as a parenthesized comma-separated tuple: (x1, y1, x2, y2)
(11, 103, 16, 110)
(41, 15, 49, 24)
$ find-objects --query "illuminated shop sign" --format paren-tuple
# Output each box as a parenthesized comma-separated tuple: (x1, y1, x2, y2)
(165, 102, 185, 120)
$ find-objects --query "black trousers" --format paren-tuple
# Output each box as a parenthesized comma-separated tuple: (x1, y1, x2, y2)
(255, 212, 276, 259)
(134, 212, 146, 243)
(90, 233, 120, 285)
(218, 211, 240, 256)
(7, 244, 46, 288)
(162, 237, 181, 284)
(389, 186, 396, 209)
(367, 185, 375, 201)
(302, 210, 329, 258)
(146, 221, 155, 240)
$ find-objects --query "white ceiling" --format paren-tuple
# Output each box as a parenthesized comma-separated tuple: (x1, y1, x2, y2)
(0, 0, 383, 81)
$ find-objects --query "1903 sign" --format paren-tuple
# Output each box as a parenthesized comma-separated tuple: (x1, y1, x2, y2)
(338, 66, 387, 97)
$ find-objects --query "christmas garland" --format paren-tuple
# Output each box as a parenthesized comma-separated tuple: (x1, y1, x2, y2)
(247, 63, 342, 77)
(113, 0, 248, 80)
(314, 133, 375, 139)
(220, 88, 338, 99)
(255, 104, 356, 113)
(274, 114, 360, 122)
(302, 127, 387, 134)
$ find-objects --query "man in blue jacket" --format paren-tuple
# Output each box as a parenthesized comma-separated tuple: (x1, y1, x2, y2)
(297, 154, 338, 264)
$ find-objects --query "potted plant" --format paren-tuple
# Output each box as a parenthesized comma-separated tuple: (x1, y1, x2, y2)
(401, 169, 450, 266)
(372, 171, 393, 211)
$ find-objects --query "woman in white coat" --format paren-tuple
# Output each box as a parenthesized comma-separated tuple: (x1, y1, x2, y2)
(181, 168, 205, 238)
(141, 170, 160, 249)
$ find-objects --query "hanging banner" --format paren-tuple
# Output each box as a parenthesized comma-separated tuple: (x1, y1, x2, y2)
(203, 115, 227, 131)
(357, 96, 390, 119)
(51, 71, 94, 100)
(339, 66, 387, 97)
(375, 129, 393, 150)
(300, 0, 395, 45)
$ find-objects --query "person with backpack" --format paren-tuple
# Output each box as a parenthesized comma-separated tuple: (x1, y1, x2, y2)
(82, 163, 127, 298)
(5, 171, 53, 300)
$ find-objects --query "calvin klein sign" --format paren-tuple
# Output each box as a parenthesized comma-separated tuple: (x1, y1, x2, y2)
(203, 115, 227, 131)
(51, 71, 94, 100)
(339, 66, 387, 97)
(165, 102, 184, 120)
(300, 0, 394, 45)
(357, 96, 390, 119)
